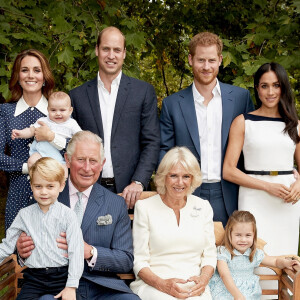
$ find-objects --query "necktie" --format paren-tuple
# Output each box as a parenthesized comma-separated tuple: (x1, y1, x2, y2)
(74, 192, 84, 225)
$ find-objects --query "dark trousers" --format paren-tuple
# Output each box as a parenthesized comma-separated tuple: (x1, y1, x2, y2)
(17, 266, 81, 300)
(195, 182, 229, 227)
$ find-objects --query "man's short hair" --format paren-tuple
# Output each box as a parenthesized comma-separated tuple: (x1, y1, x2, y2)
(29, 157, 65, 185)
(96, 26, 126, 49)
(48, 91, 71, 107)
(66, 131, 105, 163)
(189, 32, 223, 56)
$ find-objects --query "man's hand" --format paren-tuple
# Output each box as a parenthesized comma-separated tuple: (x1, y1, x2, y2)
(56, 232, 68, 257)
(35, 121, 54, 142)
(121, 182, 143, 209)
(16, 232, 35, 259)
(84, 242, 93, 260)
(54, 287, 76, 300)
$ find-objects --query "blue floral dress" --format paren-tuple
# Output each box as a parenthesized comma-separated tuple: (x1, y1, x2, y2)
(209, 246, 264, 300)
(0, 100, 47, 230)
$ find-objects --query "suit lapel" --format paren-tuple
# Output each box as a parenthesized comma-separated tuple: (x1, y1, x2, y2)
(179, 85, 201, 158)
(87, 78, 104, 139)
(220, 82, 235, 153)
(58, 181, 71, 207)
(111, 74, 130, 139)
(81, 184, 104, 236)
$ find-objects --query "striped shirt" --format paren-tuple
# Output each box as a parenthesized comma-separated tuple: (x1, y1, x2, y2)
(0, 201, 84, 288)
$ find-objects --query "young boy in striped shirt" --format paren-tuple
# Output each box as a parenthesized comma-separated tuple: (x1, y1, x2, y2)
(0, 157, 83, 300)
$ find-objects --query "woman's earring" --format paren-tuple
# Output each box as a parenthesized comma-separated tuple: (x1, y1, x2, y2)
(42, 82, 45, 87)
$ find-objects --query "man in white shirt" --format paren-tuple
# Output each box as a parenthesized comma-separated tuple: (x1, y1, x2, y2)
(69, 27, 160, 209)
(159, 32, 254, 225)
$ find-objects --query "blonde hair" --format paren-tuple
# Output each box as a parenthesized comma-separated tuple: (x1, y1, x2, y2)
(66, 131, 105, 163)
(189, 32, 223, 56)
(223, 210, 257, 262)
(48, 91, 71, 107)
(29, 157, 65, 185)
(155, 147, 202, 195)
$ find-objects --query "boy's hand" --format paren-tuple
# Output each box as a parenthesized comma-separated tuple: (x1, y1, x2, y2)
(16, 232, 35, 258)
(11, 129, 21, 140)
(54, 287, 76, 300)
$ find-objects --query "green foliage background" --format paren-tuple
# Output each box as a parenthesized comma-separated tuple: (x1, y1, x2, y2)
(0, 0, 299, 110)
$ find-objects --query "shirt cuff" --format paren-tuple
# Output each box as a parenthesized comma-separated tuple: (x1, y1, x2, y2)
(87, 246, 97, 268)
(17, 252, 26, 267)
(50, 133, 66, 150)
(22, 163, 29, 174)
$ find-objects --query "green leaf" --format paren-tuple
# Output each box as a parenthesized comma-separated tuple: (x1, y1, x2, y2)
(53, 16, 73, 33)
(0, 34, 11, 45)
(126, 32, 146, 49)
(56, 46, 75, 65)
(0, 83, 9, 100)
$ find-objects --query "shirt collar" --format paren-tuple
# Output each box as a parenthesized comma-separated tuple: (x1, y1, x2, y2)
(68, 177, 93, 199)
(192, 79, 221, 104)
(14, 95, 48, 117)
(36, 199, 58, 214)
(233, 248, 251, 256)
(97, 71, 122, 89)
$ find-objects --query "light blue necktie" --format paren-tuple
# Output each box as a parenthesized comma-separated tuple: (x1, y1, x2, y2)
(74, 192, 84, 225)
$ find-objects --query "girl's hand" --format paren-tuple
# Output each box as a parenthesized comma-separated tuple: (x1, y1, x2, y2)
(54, 287, 76, 300)
(187, 275, 208, 297)
(282, 259, 300, 270)
(284, 180, 300, 204)
(265, 182, 290, 199)
(157, 278, 189, 299)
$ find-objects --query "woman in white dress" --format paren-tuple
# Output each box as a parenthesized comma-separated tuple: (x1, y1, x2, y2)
(130, 147, 217, 300)
(223, 62, 300, 256)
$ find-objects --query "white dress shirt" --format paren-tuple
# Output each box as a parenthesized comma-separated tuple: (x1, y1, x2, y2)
(193, 80, 222, 182)
(97, 71, 122, 178)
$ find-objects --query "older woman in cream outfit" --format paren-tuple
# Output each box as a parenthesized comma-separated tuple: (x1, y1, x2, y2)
(130, 147, 216, 300)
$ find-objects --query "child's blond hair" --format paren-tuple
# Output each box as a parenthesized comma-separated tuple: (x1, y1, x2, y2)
(223, 210, 257, 262)
(29, 157, 65, 185)
(48, 91, 71, 107)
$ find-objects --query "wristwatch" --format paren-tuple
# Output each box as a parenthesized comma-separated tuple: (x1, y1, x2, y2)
(133, 181, 144, 190)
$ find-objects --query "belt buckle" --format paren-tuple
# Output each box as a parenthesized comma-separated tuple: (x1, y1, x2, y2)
(270, 171, 278, 176)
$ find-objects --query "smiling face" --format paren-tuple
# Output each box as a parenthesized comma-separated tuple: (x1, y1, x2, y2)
(256, 71, 281, 109)
(31, 172, 65, 213)
(231, 222, 254, 254)
(95, 28, 126, 80)
(19, 55, 44, 98)
(164, 163, 192, 201)
(65, 140, 105, 192)
(47, 97, 73, 124)
(188, 44, 222, 87)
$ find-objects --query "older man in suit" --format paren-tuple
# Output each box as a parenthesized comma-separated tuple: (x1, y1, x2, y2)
(69, 26, 160, 209)
(17, 131, 140, 300)
(160, 32, 254, 226)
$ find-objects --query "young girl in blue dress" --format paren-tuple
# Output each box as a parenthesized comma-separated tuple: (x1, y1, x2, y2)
(209, 211, 299, 300)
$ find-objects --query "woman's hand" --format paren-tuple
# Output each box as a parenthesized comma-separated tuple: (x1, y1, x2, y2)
(157, 278, 189, 299)
(34, 121, 54, 142)
(264, 182, 290, 199)
(284, 180, 300, 204)
(186, 275, 208, 297)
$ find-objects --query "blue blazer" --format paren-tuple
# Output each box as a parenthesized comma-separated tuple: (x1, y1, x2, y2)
(159, 82, 254, 216)
(69, 74, 160, 192)
(58, 182, 134, 294)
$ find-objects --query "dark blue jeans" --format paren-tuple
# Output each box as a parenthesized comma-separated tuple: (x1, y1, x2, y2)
(195, 182, 229, 227)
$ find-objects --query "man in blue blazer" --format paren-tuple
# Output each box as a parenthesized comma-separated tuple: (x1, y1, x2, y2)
(69, 26, 160, 209)
(160, 32, 254, 226)
(17, 131, 140, 299)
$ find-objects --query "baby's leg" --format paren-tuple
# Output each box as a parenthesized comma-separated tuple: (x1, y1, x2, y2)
(28, 153, 42, 169)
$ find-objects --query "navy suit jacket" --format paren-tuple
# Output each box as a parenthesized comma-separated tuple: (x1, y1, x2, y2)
(159, 82, 254, 216)
(58, 181, 134, 294)
(69, 74, 160, 192)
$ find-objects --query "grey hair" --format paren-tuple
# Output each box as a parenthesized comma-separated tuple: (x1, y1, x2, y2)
(154, 147, 202, 195)
(66, 131, 105, 163)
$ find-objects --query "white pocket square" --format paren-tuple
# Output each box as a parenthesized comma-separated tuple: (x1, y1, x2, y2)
(97, 214, 113, 225)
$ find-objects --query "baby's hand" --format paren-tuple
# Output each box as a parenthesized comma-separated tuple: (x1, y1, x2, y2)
(54, 287, 76, 300)
(11, 129, 20, 140)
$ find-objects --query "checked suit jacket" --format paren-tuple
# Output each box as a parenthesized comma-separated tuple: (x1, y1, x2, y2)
(69, 74, 160, 192)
